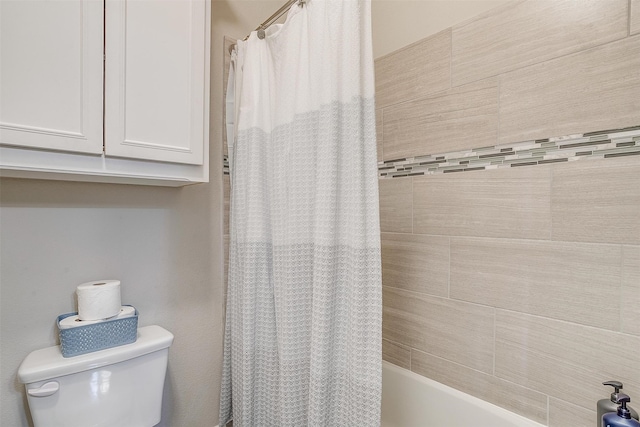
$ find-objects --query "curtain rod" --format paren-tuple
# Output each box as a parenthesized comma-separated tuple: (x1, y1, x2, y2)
(229, 0, 306, 54)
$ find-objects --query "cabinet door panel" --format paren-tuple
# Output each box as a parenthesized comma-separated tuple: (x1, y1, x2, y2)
(105, 0, 206, 165)
(0, 0, 104, 154)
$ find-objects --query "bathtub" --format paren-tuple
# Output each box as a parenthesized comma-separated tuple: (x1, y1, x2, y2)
(381, 361, 545, 427)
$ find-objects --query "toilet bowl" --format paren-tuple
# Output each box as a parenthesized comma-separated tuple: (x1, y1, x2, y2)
(18, 325, 174, 427)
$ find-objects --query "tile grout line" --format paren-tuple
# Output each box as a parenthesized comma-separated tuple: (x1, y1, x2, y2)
(546, 395, 550, 426)
(393, 231, 638, 248)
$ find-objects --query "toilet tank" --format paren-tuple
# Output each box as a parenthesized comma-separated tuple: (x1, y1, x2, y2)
(18, 325, 174, 427)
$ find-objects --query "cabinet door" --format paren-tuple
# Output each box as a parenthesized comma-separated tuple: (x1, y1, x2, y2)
(0, 0, 104, 154)
(104, 0, 207, 165)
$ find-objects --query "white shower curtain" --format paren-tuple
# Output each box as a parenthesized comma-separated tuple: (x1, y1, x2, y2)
(220, 1, 381, 425)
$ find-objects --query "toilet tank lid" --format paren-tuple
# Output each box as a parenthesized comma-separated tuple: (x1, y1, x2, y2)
(18, 325, 174, 384)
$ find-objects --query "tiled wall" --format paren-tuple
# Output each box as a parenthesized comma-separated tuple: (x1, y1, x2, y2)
(376, 1, 640, 426)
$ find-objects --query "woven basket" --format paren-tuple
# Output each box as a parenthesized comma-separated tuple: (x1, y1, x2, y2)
(57, 306, 138, 358)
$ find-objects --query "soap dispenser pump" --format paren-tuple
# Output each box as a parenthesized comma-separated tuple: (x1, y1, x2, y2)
(603, 394, 640, 427)
(599, 381, 639, 426)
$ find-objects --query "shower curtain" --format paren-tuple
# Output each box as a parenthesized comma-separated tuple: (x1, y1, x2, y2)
(220, 1, 381, 425)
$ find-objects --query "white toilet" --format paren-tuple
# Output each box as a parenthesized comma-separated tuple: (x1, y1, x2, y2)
(18, 325, 174, 427)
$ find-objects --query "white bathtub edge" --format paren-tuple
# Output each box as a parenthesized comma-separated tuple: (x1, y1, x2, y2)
(382, 360, 546, 427)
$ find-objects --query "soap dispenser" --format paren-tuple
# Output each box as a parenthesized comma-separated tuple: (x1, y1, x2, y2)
(599, 381, 639, 426)
(603, 394, 640, 427)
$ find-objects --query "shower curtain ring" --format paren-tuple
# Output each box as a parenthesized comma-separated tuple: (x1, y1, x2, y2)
(298, 0, 306, 7)
(257, 26, 266, 39)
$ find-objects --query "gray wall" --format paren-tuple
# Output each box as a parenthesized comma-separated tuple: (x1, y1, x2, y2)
(0, 179, 222, 426)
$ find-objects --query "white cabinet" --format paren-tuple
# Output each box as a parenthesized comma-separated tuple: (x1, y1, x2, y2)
(0, 0, 104, 154)
(104, 0, 207, 165)
(0, 0, 210, 186)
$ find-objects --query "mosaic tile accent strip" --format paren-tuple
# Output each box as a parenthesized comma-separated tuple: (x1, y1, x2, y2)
(223, 156, 230, 175)
(378, 125, 640, 178)
(223, 126, 640, 178)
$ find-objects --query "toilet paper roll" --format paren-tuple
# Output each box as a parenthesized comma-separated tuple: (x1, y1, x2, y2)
(59, 305, 136, 330)
(77, 280, 122, 321)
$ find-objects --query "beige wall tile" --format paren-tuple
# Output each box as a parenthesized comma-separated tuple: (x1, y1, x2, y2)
(375, 30, 451, 109)
(549, 398, 595, 427)
(413, 164, 552, 239)
(411, 349, 548, 424)
(495, 310, 640, 411)
(632, 0, 640, 35)
(499, 36, 640, 143)
(382, 339, 411, 370)
(451, 237, 622, 329)
(451, 0, 628, 86)
(551, 156, 640, 245)
(223, 174, 230, 236)
(379, 178, 412, 233)
(376, 109, 383, 163)
(381, 233, 449, 297)
(383, 286, 495, 373)
(383, 78, 498, 160)
(622, 245, 640, 336)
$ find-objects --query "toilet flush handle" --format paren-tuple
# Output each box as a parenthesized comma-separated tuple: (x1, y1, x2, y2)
(27, 381, 59, 397)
